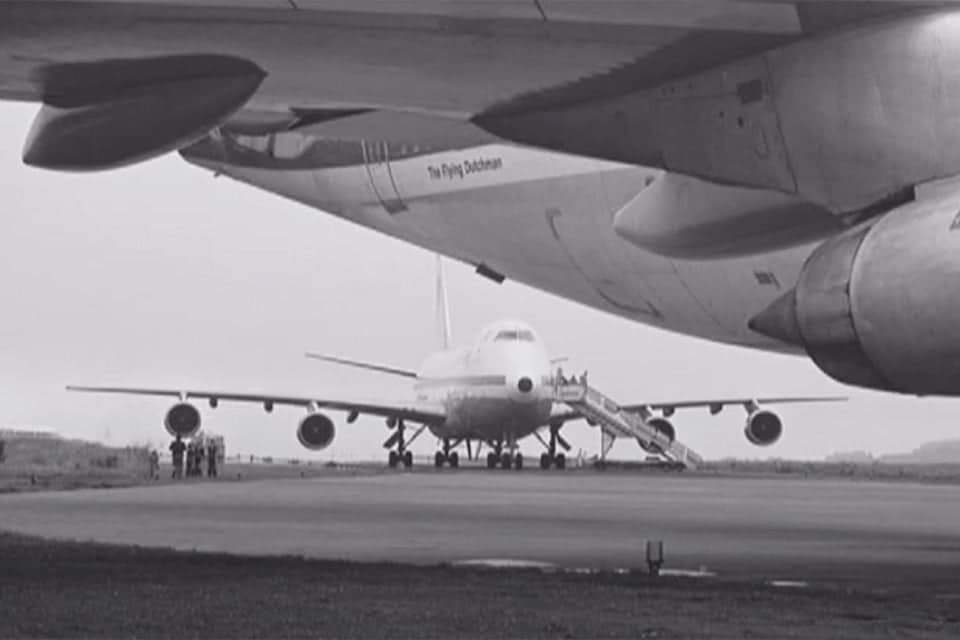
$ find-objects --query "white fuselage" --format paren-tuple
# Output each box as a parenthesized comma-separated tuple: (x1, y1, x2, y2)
(414, 320, 554, 443)
(185, 136, 822, 352)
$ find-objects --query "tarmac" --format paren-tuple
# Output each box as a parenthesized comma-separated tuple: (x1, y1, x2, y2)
(2, 469, 959, 582)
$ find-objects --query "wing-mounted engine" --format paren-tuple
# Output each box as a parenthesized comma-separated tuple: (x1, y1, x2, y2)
(645, 416, 675, 444)
(23, 55, 265, 171)
(749, 180, 960, 395)
(297, 412, 336, 451)
(164, 403, 201, 439)
(744, 404, 782, 446)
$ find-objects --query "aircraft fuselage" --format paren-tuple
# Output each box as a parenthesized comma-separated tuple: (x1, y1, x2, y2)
(413, 320, 554, 443)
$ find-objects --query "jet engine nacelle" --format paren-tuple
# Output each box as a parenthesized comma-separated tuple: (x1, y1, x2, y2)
(297, 412, 336, 451)
(164, 403, 201, 439)
(637, 416, 675, 453)
(750, 184, 960, 396)
(23, 55, 265, 171)
(647, 417, 675, 443)
(744, 410, 782, 447)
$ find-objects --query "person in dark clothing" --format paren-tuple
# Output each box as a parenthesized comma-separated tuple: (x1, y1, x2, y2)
(148, 450, 160, 480)
(207, 441, 218, 478)
(169, 436, 186, 479)
(194, 444, 205, 478)
(185, 442, 195, 477)
(0, 438, 5, 464)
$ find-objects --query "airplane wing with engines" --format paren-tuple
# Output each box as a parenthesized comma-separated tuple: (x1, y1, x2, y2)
(66, 385, 447, 426)
(622, 396, 846, 416)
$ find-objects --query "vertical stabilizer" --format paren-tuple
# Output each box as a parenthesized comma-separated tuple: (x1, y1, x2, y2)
(435, 255, 452, 350)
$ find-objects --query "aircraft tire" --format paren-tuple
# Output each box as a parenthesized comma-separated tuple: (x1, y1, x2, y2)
(388, 451, 399, 468)
(555, 453, 566, 470)
(514, 453, 523, 470)
(500, 452, 513, 470)
(403, 451, 414, 468)
(539, 453, 551, 470)
(448, 452, 459, 468)
(486, 452, 498, 469)
(434, 452, 445, 468)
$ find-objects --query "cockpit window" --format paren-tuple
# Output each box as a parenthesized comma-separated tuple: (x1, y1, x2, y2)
(494, 329, 536, 342)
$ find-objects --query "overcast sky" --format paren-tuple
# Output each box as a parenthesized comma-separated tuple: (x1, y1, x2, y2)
(0, 102, 953, 462)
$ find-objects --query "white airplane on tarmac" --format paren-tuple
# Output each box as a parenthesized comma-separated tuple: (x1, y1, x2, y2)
(69, 259, 840, 470)
(10, 2, 960, 400)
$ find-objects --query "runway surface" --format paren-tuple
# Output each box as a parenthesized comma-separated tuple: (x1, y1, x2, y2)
(1, 471, 959, 579)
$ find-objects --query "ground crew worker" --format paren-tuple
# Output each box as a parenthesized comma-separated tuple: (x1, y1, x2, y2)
(169, 435, 186, 479)
(207, 441, 218, 478)
(148, 449, 160, 480)
(184, 441, 194, 477)
(194, 443, 205, 477)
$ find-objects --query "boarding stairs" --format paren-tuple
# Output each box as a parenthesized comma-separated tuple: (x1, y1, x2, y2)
(555, 381, 703, 470)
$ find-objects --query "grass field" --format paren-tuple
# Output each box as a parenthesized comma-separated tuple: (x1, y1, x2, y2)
(0, 532, 956, 639)
(0, 436, 152, 493)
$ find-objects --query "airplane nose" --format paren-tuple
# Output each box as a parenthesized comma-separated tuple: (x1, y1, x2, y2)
(517, 377, 533, 393)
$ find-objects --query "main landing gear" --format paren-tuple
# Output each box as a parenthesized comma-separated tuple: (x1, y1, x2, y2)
(384, 419, 425, 469)
(536, 423, 570, 470)
(434, 439, 460, 468)
(485, 440, 523, 470)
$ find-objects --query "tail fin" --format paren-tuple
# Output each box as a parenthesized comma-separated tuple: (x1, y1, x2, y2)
(435, 255, 452, 350)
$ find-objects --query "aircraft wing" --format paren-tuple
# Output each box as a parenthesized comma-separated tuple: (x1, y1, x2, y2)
(2, 1, 944, 144)
(550, 395, 844, 424)
(66, 385, 447, 425)
(623, 396, 846, 414)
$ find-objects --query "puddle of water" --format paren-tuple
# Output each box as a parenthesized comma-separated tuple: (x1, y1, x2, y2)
(454, 559, 555, 569)
(769, 580, 809, 588)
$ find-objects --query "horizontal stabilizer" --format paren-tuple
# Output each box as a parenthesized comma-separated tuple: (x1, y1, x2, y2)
(304, 353, 418, 379)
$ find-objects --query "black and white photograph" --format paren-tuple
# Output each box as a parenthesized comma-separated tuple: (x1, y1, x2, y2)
(1, 2, 959, 638)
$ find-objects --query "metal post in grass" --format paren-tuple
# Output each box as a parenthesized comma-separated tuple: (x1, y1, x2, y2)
(646, 540, 664, 576)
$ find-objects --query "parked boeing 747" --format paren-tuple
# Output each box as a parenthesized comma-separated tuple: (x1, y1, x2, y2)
(68, 260, 841, 469)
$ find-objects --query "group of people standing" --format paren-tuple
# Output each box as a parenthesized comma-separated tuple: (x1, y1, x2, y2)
(168, 435, 219, 479)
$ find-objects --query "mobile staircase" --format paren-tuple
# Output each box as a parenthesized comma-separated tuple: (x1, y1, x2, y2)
(555, 381, 703, 470)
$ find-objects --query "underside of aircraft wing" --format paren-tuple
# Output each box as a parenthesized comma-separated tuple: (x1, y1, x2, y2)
(66, 385, 447, 425)
(2, 1, 951, 164)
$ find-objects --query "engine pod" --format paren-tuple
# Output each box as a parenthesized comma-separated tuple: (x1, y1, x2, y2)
(298, 413, 336, 451)
(750, 178, 960, 395)
(165, 403, 201, 439)
(23, 55, 265, 171)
